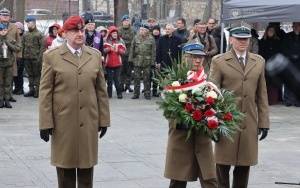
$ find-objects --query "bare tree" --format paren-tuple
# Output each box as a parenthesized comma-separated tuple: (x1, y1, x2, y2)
(114, 0, 129, 27)
(15, 0, 25, 22)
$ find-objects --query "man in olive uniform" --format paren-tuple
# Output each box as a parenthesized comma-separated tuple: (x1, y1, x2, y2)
(210, 24, 270, 188)
(0, 8, 21, 102)
(118, 14, 136, 92)
(129, 24, 156, 100)
(22, 16, 46, 98)
(0, 24, 22, 108)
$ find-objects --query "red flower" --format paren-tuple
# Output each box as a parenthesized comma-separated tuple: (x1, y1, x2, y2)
(192, 110, 202, 121)
(224, 113, 233, 121)
(184, 104, 193, 112)
(208, 120, 218, 129)
(204, 109, 215, 117)
(206, 96, 215, 104)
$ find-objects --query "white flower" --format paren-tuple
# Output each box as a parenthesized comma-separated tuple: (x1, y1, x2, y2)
(206, 90, 218, 99)
(172, 81, 181, 87)
(192, 87, 201, 94)
(178, 93, 187, 102)
(207, 116, 218, 121)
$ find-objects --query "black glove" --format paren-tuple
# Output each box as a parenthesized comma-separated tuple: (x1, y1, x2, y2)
(211, 132, 220, 143)
(258, 128, 269, 141)
(98, 127, 107, 139)
(151, 65, 156, 69)
(176, 123, 188, 131)
(40, 129, 53, 142)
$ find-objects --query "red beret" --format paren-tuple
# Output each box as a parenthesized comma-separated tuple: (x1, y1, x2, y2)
(63, 16, 85, 30)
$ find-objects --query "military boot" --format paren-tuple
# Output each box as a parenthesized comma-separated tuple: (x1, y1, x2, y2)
(4, 100, 12, 108)
(16, 88, 24, 95)
(125, 85, 133, 92)
(9, 97, 17, 102)
(152, 91, 159, 97)
(0, 99, 4, 108)
(116, 86, 122, 99)
(107, 86, 112, 98)
(24, 90, 34, 97)
(33, 90, 39, 98)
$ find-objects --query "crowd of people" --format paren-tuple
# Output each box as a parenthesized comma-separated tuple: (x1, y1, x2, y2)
(2, 5, 300, 188)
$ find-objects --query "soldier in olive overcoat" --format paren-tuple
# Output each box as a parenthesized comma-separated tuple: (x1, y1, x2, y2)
(39, 16, 110, 188)
(209, 24, 270, 188)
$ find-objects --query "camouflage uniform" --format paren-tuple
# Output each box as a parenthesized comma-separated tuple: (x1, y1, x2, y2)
(22, 27, 45, 97)
(129, 32, 156, 98)
(118, 26, 136, 91)
(0, 36, 22, 105)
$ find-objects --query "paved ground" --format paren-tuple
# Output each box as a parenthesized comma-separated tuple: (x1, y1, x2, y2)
(1, 84, 300, 188)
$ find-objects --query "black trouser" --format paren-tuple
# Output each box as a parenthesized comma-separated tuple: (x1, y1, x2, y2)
(56, 167, 94, 188)
(13, 58, 24, 91)
(216, 164, 250, 188)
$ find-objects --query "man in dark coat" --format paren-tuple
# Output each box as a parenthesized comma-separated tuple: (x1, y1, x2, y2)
(84, 19, 103, 54)
(156, 24, 181, 70)
(173, 18, 189, 45)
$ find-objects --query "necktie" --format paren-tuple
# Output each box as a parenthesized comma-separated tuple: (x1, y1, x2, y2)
(239, 56, 245, 70)
(74, 51, 80, 58)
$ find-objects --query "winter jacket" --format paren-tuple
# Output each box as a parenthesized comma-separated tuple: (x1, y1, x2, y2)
(103, 26, 126, 67)
(45, 23, 61, 49)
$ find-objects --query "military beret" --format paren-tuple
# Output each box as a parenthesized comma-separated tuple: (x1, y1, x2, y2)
(0, 23, 7, 30)
(25, 16, 36, 22)
(63, 16, 85, 30)
(182, 43, 206, 56)
(0, 8, 10, 16)
(85, 18, 95, 24)
(139, 23, 149, 30)
(121, 14, 130, 21)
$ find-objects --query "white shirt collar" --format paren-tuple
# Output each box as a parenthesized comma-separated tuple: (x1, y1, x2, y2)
(236, 53, 247, 64)
(66, 42, 82, 55)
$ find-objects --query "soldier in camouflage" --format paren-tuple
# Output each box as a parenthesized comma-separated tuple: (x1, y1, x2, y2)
(0, 24, 22, 108)
(22, 16, 46, 98)
(118, 14, 136, 92)
(129, 24, 156, 100)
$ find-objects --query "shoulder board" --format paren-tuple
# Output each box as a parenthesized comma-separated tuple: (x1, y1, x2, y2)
(45, 47, 58, 54)
(212, 53, 225, 59)
(87, 46, 101, 54)
(251, 53, 264, 60)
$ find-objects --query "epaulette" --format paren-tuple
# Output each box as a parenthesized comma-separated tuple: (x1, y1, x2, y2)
(212, 53, 225, 59)
(44, 47, 58, 54)
(87, 46, 102, 54)
(252, 53, 264, 60)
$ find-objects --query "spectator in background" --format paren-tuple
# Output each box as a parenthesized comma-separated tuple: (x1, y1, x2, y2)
(147, 18, 156, 32)
(206, 18, 216, 35)
(282, 22, 300, 107)
(48, 28, 66, 49)
(173, 18, 189, 45)
(151, 25, 161, 97)
(84, 19, 103, 54)
(96, 26, 108, 38)
(45, 23, 61, 49)
(103, 26, 126, 99)
(248, 28, 259, 54)
(131, 13, 141, 34)
(187, 26, 198, 41)
(211, 25, 227, 55)
(62, 9, 69, 23)
(193, 18, 201, 26)
(14, 22, 25, 95)
(259, 25, 281, 105)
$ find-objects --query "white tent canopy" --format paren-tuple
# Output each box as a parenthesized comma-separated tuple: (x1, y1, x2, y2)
(222, 0, 300, 23)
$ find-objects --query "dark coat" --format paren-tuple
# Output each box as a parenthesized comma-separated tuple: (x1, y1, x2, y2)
(173, 28, 189, 45)
(210, 50, 270, 166)
(156, 34, 181, 69)
(259, 37, 281, 61)
(282, 31, 300, 68)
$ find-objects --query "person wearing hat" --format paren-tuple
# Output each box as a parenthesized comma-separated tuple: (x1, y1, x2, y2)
(129, 23, 155, 100)
(0, 8, 21, 102)
(39, 15, 110, 187)
(48, 27, 66, 49)
(45, 23, 61, 49)
(85, 19, 103, 54)
(22, 16, 45, 98)
(210, 24, 270, 188)
(96, 26, 108, 38)
(147, 18, 156, 32)
(0, 23, 22, 108)
(164, 42, 218, 188)
(118, 14, 136, 92)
